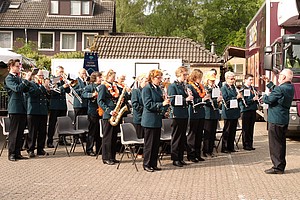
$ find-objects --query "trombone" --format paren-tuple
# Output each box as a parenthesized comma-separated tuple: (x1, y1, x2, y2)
(61, 73, 83, 104)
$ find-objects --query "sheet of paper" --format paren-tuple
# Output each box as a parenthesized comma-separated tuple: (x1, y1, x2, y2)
(175, 95, 183, 106)
(230, 99, 238, 108)
(212, 88, 220, 98)
(244, 89, 250, 97)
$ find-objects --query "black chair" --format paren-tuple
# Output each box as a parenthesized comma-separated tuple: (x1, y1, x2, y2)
(53, 116, 86, 156)
(117, 123, 144, 171)
(159, 118, 172, 165)
(96, 119, 104, 159)
(123, 116, 133, 124)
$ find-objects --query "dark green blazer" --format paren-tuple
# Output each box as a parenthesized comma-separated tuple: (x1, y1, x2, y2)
(187, 83, 205, 119)
(204, 85, 220, 120)
(82, 83, 100, 117)
(49, 78, 70, 110)
(26, 81, 49, 115)
(167, 81, 189, 119)
(73, 77, 88, 109)
(239, 85, 258, 113)
(131, 87, 143, 124)
(220, 83, 241, 119)
(141, 83, 168, 128)
(97, 83, 117, 120)
(263, 81, 294, 125)
(4, 73, 30, 114)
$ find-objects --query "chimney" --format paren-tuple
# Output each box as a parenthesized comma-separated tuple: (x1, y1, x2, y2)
(210, 42, 216, 54)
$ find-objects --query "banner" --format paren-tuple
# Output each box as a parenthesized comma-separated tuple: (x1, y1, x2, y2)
(83, 52, 99, 75)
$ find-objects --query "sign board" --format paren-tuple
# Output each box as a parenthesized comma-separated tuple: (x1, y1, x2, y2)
(83, 52, 99, 75)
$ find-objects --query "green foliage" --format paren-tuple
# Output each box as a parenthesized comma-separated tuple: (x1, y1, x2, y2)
(53, 51, 84, 59)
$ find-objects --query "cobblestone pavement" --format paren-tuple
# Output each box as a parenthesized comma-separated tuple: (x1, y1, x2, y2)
(1, 122, 300, 200)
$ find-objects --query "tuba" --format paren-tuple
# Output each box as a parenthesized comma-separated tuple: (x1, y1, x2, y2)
(109, 86, 128, 126)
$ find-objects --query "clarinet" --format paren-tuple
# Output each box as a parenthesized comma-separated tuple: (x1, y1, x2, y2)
(236, 85, 248, 107)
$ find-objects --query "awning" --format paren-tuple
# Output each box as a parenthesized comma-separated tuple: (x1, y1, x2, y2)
(223, 46, 246, 62)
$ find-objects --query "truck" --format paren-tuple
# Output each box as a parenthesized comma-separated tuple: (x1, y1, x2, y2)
(246, 0, 300, 134)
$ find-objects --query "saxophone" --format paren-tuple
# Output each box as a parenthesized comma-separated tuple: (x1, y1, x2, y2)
(109, 86, 128, 126)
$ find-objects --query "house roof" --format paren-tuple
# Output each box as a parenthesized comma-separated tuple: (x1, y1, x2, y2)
(0, 0, 115, 31)
(91, 35, 221, 64)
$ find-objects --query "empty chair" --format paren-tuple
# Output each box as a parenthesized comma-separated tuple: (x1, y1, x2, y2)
(53, 116, 85, 156)
(76, 115, 89, 133)
(159, 118, 172, 165)
(123, 116, 133, 124)
(117, 123, 144, 171)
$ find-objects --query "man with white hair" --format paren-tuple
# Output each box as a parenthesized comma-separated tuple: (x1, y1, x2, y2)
(262, 69, 294, 174)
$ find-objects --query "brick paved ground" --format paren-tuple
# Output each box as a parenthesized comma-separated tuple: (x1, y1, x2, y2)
(1, 122, 300, 199)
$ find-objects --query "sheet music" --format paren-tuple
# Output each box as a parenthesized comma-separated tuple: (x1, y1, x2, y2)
(212, 88, 220, 98)
(230, 99, 238, 108)
(175, 95, 183, 106)
(244, 89, 250, 97)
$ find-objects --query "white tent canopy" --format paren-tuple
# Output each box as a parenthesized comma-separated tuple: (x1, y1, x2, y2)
(0, 48, 22, 63)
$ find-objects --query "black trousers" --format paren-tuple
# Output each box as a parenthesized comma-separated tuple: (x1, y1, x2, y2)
(8, 114, 27, 156)
(171, 118, 188, 161)
(203, 119, 218, 154)
(27, 115, 47, 153)
(143, 127, 161, 168)
(74, 108, 87, 124)
(86, 115, 101, 153)
(268, 122, 287, 171)
(102, 119, 119, 161)
(186, 118, 204, 159)
(222, 119, 238, 151)
(47, 110, 67, 145)
(242, 110, 256, 148)
(134, 123, 144, 139)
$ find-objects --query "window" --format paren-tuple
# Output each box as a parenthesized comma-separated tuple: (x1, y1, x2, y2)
(82, 33, 97, 51)
(50, 0, 59, 14)
(0, 31, 13, 49)
(38, 32, 55, 51)
(235, 64, 244, 74)
(82, 1, 90, 15)
(60, 32, 76, 51)
(71, 1, 81, 15)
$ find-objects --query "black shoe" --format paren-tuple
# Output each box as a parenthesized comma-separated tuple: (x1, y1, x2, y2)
(180, 160, 187, 165)
(47, 143, 54, 148)
(230, 149, 238, 153)
(15, 155, 29, 160)
(103, 160, 115, 165)
(203, 153, 208, 157)
(188, 158, 199, 163)
(37, 150, 49, 156)
(198, 157, 205, 161)
(243, 147, 252, 151)
(87, 151, 96, 156)
(173, 161, 183, 167)
(250, 147, 256, 150)
(8, 154, 17, 161)
(221, 149, 229, 153)
(264, 168, 284, 174)
(152, 166, 162, 171)
(143, 166, 154, 172)
(111, 159, 120, 163)
(28, 151, 36, 158)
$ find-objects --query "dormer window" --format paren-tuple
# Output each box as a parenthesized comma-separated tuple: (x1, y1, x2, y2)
(71, 1, 90, 16)
(49, 0, 91, 16)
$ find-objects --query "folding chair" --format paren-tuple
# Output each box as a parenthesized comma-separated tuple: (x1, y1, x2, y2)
(235, 120, 242, 149)
(0, 117, 10, 156)
(0, 117, 29, 156)
(159, 118, 172, 165)
(117, 123, 144, 171)
(214, 120, 223, 153)
(96, 119, 104, 159)
(53, 116, 86, 156)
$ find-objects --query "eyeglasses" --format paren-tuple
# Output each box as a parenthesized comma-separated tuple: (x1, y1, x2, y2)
(230, 78, 235, 80)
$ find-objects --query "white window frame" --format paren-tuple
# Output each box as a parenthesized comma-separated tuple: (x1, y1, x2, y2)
(60, 32, 77, 51)
(82, 32, 97, 51)
(38, 32, 55, 51)
(0, 31, 13, 50)
(71, 1, 81, 15)
(82, 1, 90, 15)
(50, 0, 59, 14)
